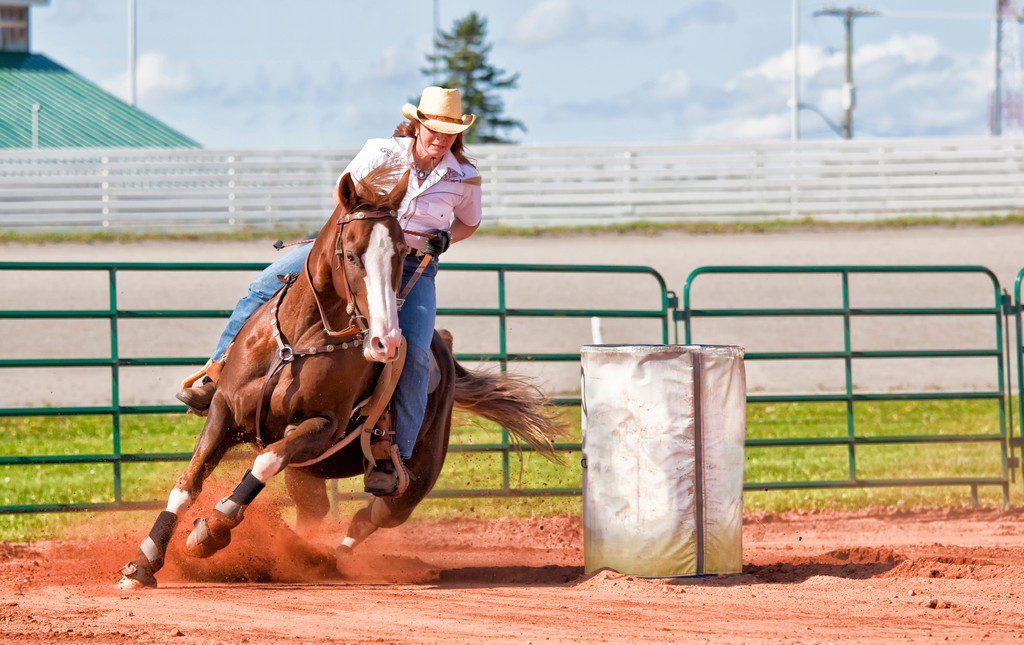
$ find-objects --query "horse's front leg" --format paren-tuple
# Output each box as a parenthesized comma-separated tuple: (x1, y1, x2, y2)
(117, 396, 235, 589)
(185, 415, 335, 558)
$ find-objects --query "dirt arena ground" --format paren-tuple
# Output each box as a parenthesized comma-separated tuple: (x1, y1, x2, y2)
(2, 505, 1024, 642)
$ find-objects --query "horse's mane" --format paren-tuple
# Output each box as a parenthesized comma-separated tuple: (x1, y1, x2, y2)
(353, 161, 409, 212)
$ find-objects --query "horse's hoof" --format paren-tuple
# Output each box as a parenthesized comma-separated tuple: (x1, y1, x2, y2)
(115, 576, 151, 590)
(335, 535, 360, 558)
(116, 561, 157, 589)
(185, 517, 231, 558)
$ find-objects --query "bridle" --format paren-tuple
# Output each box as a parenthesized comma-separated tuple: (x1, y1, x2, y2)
(303, 206, 434, 342)
(254, 204, 433, 446)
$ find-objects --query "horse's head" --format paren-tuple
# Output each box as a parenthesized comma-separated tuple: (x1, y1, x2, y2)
(333, 165, 410, 363)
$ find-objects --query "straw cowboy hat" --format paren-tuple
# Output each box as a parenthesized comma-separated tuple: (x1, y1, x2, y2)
(402, 86, 476, 135)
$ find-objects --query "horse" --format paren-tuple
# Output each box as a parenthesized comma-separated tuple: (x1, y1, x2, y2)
(117, 163, 564, 589)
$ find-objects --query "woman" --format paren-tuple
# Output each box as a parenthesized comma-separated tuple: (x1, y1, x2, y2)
(177, 86, 482, 491)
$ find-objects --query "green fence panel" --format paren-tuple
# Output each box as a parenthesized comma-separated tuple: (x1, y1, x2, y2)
(682, 265, 1011, 505)
(2, 261, 1016, 514)
(0, 261, 672, 513)
(1012, 268, 1024, 485)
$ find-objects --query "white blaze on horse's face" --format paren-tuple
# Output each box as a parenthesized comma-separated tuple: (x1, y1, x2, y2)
(362, 222, 402, 362)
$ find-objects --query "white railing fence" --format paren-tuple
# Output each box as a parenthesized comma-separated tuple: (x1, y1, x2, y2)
(1, 136, 1024, 231)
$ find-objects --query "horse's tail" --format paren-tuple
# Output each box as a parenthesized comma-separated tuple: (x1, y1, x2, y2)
(452, 358, 566, 465)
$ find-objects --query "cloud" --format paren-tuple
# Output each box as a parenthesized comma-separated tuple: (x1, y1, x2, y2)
(507, 0, 644, 47)
(556, 68, 692, 119)
(553, 32, 991, 141)
(370, 44, 422, 83)
(102, 39, 422, 135)
(507, 0, 732, 47)
(698, 33, 988, 139)
(693, 114, 791, 140)
(507, 0, 581, 47)
(101, 51, 199, 104)
(665, 0, 736, 31)
(748, 43, 838, 83)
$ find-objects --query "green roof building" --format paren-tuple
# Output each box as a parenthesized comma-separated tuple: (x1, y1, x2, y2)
(0, 0, 198, 148)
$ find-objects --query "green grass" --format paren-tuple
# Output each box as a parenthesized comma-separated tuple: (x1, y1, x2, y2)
(0, 399, 1020, 541)
(5, 213, 1024, 245)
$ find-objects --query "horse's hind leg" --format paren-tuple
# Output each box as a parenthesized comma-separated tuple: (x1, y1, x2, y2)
(285, 467, 330, 536)
(117, 396, 234, 589)
(338, 496, 413, 554)
(185, 415, 335, 558)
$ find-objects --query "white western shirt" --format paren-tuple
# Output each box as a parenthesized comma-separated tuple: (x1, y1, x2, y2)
(337, 137, 483, 250)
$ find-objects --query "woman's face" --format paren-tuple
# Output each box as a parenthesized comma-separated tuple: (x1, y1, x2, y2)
(415, 123, 456, 158)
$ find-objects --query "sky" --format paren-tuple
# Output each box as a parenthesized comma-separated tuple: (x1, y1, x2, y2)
(29, 0, 1004, 148)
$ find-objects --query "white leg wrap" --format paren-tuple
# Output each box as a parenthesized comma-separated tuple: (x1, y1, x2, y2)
(139, 536, 160, 563)
(214, 496, 245, 520)
(165, 487, 192, 514)
(252, 451, 286, 482)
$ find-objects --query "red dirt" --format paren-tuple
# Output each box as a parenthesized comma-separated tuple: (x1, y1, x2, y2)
(3, 506, 1024, 642)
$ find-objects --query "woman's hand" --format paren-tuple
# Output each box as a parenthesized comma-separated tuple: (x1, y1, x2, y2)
(423, 230, 452, 257)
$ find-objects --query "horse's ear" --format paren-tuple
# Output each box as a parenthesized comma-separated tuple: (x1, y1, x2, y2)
(334, 172, 359, 213)
(382, 169, 411, 211)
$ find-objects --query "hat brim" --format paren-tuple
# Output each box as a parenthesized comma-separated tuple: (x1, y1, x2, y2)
(402, 104, 475, 134)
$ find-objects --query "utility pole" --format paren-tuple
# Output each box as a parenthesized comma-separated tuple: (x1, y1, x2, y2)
(791, 0, 800, 141)
(432, 0, 440, 84)
(814, 6, 878, 139)
(128, 0, 137, 106)
(993, 0, 1024, 136)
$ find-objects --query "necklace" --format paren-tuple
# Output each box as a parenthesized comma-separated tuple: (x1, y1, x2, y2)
(411, 149, 439, 182)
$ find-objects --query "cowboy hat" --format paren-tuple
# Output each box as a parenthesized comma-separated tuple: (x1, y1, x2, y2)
(402, 86, 476, 135)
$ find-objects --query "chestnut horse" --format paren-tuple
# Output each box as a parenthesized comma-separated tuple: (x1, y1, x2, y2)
(117, 165, 563, 589)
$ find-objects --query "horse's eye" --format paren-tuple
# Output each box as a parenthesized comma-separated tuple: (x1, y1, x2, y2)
(397, 243, 409, 256)
(345, 251, 360, 266)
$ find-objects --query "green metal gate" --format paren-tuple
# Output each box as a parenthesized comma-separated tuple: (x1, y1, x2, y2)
(681, 266, 1012, 505)
(0, 261, 672, 513)
(1, 261, 1020, 514)
(1010, 268, 1024, 481)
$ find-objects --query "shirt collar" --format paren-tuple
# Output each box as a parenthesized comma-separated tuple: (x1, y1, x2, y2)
(400, 138, 462, 181)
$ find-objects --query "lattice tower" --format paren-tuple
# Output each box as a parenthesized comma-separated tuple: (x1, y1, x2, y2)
(994, 0, 1024, 135)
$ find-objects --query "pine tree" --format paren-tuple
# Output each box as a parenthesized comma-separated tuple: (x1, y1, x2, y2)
(424, 11, 525, 144)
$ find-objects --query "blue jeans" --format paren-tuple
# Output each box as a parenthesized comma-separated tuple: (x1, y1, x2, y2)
(212, 244, 437, 459)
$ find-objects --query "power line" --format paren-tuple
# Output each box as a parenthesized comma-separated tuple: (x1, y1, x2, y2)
(883, 11, 990, 21)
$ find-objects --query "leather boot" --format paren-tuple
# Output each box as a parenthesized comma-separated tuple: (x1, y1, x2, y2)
(176, 379, 217, 415)
(363, 460, 398, 496)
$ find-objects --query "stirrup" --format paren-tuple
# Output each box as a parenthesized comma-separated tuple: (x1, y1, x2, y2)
(180, 360, 213, 390)
(364, 460, 399, 496)
(176, 379, 216, 416)
(389, 444, 411, 496)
